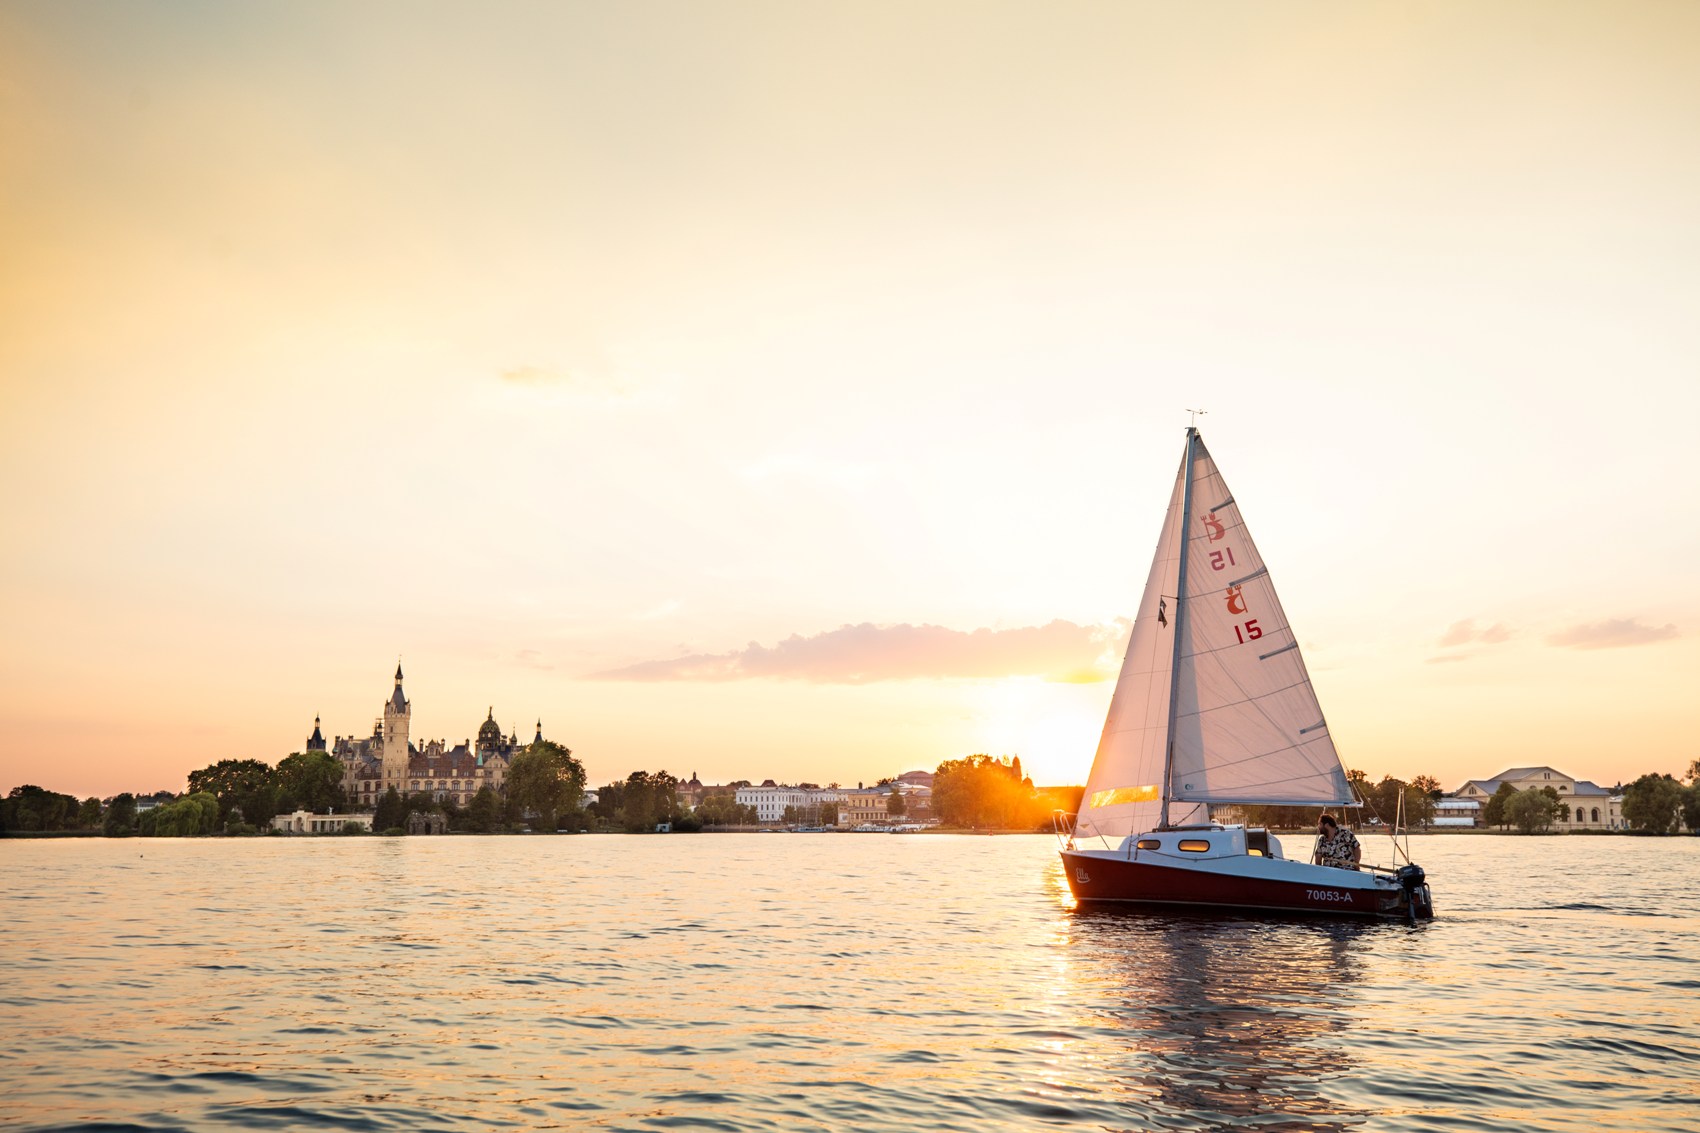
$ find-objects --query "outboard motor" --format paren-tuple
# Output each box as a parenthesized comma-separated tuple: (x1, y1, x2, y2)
(1396, 863, 1433, 924)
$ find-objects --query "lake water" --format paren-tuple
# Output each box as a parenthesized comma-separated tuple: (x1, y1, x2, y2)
(3, 833, 1696, 1132)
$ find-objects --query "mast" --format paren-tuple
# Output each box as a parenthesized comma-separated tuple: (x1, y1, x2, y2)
(1159, 427, 1198, 830)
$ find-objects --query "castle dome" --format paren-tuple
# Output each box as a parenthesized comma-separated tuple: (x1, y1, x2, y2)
(477, 707, 503, 747)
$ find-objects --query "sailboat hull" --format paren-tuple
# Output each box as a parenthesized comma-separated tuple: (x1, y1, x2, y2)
(1060, 846, 1433, 922)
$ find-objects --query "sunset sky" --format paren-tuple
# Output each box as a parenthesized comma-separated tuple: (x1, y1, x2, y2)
(3, 2, 1697, 800)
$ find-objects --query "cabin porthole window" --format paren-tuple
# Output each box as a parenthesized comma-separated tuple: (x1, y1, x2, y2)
(1178, 839, 1211, 853)
(1136, 839, 1161, 850)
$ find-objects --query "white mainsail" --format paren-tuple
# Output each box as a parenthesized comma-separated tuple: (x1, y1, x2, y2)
(1074, 430, 1352, 841)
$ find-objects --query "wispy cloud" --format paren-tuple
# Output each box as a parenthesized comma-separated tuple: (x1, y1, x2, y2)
(1429, 617, 1515, 662)
(1547, 618, 1679, 650)
(590, 619, 1128, 684)
(498, 364, 663, 405)
(633, 600, 681, 621)
(500, 365, 567, 385)
(1439, 618, 1513, 647)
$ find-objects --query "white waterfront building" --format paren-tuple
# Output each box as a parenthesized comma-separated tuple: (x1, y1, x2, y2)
(735, 781, 844, 824)
(1433, 798, 1480, 827)
(271, 810, 373, 834)
(1453, 766, 1624, 830)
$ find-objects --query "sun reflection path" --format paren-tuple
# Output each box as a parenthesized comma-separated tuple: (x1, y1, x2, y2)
(1052, 882, 1374, 1132)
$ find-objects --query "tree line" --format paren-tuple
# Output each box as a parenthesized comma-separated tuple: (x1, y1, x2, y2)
(1, 741, 591, 837)
(13, 752, 1696, 838)
(1, 748, 348, 836)
(923, 756, 1700, 838)
(1, 785, 121, 834)
(583, 772, 765, 831)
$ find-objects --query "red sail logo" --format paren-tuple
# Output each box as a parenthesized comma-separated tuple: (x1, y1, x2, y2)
(1224, 585, 1248, 615)
(1201, 512, 1226, 542)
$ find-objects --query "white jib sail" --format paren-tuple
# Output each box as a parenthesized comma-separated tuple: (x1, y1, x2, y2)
(1074, 431, 1352, 841)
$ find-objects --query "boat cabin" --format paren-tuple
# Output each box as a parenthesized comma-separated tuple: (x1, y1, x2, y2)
(1114, 825, 1285, 860)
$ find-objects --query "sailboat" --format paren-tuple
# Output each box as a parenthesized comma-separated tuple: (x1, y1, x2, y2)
(1059, 428, 1434, 922)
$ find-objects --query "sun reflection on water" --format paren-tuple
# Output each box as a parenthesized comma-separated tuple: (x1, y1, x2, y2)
(1059, 909, 1371, 1130)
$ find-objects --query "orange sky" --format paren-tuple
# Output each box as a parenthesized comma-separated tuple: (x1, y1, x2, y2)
(3, 2, 1697, 799)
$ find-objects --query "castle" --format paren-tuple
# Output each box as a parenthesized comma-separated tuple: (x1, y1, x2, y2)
(313, 665, 545, 809)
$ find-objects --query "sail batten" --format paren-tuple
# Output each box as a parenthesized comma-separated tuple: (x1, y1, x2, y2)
(1073, 431, 1352, 840)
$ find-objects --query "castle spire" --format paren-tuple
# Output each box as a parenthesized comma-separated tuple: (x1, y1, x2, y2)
(534, 718, 543, 744)
(387, 663, 408, 714)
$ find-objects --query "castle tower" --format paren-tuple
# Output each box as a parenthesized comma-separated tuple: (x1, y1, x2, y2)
(306, 714, 327, 752)
(382, 663, 412, 785)
(534, 719, 543, 745)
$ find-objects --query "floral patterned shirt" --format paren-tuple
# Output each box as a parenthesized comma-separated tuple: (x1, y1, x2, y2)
(1318, 827, 1361, 870)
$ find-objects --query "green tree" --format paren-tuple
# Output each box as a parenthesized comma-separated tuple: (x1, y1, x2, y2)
(78, 796, 104, 829)
(933, 754, 1039, 829)
(1, 785, 81, 832)
(149, 792, 219, 836)
(617, 770, 682, 832)
(1680, 784, 1700, 834)
(588, 781, 625, 829)
(1237, 804, 1315, 830)
(1407, 776, 1442, 828)
(1622, 773, 1685, 834)
(461, 785, 503, 833)
(1357, 775, 1437, 828)
(187, 758, 279, 826)
(373, 786, 407, 832)
(819, 800, 839, 827)
(276, 751, 347, 814)
(695, 790, 756, 826)
(103, 793, 138, 836)
(886, 787, 907, 817)
(1483, 781, 1519, 829)
(507, 741, 587, 832)
(1505, 787, 1561, 834)
(151, 799, 183, 837)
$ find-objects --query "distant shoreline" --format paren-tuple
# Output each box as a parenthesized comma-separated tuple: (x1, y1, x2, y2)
(0, 826, 1672, 839)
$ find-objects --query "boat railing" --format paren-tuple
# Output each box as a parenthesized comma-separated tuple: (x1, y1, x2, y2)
(1051, 809, 1077, 848)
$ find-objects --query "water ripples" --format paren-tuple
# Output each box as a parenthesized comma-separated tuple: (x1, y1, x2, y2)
(3, 834, 1697, 1131)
